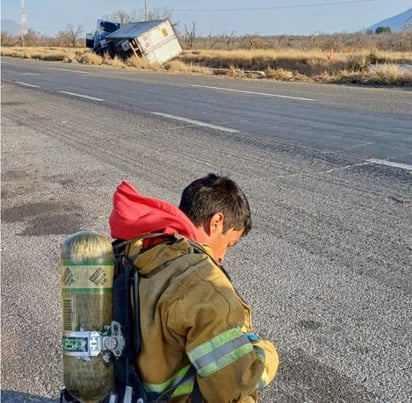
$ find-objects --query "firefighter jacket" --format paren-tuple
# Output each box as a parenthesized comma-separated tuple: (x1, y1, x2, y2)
(109, 181, 279, 402)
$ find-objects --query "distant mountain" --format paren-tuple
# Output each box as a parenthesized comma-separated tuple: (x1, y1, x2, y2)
(365, 8, 412, 33)
(1, 20, 21, 36)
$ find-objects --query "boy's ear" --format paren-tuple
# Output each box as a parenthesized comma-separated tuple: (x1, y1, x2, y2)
(200, 212, 224, 236)
(209, 212, 224, 234)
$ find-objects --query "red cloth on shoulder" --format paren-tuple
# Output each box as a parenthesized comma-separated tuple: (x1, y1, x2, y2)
(109, 181, 203, 243)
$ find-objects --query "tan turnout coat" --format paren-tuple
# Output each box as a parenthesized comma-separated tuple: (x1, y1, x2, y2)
(127, 236, 279, 403)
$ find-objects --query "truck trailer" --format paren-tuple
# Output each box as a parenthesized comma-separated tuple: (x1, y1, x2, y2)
(86, 19, 183, 65)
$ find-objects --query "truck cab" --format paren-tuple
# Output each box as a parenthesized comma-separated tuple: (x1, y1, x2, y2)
(86, 20, 121, 55)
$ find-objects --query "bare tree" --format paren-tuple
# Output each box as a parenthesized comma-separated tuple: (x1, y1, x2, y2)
(22, 28, 42, 46)
(184, 22, 197, 48)
(56, 24, 83, 47)
(223, 32, 236, 49)
(107, 7, 173, 24)
(106, 9, 139, 24)
(1, 31, 15, 46)
(244, 34, 257, 49)
(208, 31, 219, 49)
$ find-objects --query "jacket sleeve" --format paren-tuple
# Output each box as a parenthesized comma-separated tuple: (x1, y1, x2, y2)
(168, 272, 279, 402)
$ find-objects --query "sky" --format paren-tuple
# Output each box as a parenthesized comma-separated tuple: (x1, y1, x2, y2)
(1, 0, 411, 37)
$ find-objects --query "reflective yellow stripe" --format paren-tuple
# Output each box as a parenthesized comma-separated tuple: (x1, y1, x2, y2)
(254, 345, 265, 363)
(171, 366, 196, 397)
(188, 328, 253, 377)
(255, 368, 270, 391)
(171, 380, 195, 398)
(253, 346, 270, 391)
(189, 328, 243, 361)
(143, 364, 191, 394)
(199, 343, 253, 377)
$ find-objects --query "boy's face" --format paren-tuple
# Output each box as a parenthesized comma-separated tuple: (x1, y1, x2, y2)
(198, 213, 243, 263)
(208, 227, 244, 264)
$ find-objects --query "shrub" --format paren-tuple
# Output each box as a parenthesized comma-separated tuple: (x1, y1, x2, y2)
(77, 51, 103, 64)
(375, 26, 392, 35)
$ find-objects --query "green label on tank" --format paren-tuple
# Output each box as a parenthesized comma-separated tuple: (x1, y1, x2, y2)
(63, 336, 88, 352)
(61, 264, 114, 290)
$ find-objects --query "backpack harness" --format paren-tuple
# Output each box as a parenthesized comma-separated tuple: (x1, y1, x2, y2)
(61, 232, 204, 403)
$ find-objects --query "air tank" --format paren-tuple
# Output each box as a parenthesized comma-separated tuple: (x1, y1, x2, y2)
(60, 231, 114, 403)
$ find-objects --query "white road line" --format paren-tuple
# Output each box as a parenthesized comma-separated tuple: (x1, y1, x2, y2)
(49, 68, 89, 74)
(59, 91, 104, 102)
(366, 158, 412, 171)
(15, 81, 40, 88)
(190, 84, 316, 102)
(151, 112, 239, 133)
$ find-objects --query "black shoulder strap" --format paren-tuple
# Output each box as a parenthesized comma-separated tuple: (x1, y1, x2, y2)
(112, 250, 146, 402)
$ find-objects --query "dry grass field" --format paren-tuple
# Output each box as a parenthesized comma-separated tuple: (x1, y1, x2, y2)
(2, 44, 412, 86)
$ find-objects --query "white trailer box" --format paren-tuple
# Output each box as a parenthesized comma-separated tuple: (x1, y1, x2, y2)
(106, 19, 183, 65)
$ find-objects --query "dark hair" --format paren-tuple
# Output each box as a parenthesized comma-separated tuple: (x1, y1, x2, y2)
(179, 173, 251, 236)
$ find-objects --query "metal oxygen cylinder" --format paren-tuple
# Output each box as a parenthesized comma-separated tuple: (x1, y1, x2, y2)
(60, 231, 122, 403)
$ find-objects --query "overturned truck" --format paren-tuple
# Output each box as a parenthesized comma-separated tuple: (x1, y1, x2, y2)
(86, 19, 183, 65)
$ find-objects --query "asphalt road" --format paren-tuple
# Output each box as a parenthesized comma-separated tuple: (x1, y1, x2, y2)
(2, 57, 412, 166)
(1, 58, 411, 403)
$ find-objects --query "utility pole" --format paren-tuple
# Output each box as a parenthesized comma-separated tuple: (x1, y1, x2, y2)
(20, 0, 28, 46)
(144, 0, 148, 21)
